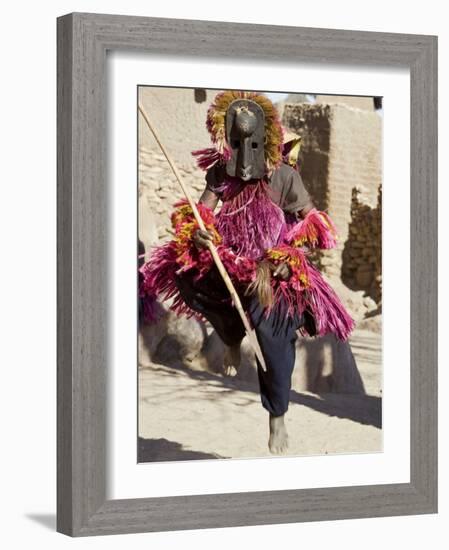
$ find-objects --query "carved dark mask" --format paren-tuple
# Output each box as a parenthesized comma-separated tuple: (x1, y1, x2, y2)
(225, 99, 265, 181)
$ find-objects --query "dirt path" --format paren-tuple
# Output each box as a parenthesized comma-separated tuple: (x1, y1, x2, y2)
(138, 329, 382, 461)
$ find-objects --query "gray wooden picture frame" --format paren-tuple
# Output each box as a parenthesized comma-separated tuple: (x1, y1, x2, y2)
(57, 12, 438, 537)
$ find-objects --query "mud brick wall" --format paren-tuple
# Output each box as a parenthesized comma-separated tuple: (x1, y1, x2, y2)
(282, 103, 382, 286)
(283, 104, 331, 212)
(315, 95, 375, 111)
(342, 186, 382, 305)
(138, 86, 214, 166)
(138, 87, 219, 250)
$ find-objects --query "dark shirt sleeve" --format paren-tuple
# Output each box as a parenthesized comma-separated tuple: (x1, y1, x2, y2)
(281, 169, 311, 214)
(205, 164, 226, 198)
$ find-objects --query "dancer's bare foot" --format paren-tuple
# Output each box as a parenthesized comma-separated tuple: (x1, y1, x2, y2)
(223, 343, 241, 377)
(269, 414, 289, 454)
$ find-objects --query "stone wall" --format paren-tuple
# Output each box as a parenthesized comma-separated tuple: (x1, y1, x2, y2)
(283, 104, 331, 212)
(138, 87, 219, 251)
(138, 86, 214, 166)
(138, 149, 205, 250)
(342, 186, 382, 306)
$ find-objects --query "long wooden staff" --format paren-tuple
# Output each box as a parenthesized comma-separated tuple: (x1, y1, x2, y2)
(139, 103, 267, 372)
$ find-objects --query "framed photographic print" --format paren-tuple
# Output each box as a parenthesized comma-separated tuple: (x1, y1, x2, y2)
(57, 13, 437, 536)
(136, 85, 382, 463)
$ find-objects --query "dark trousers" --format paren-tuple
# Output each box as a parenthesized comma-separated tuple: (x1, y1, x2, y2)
(175, 268, 303, 416)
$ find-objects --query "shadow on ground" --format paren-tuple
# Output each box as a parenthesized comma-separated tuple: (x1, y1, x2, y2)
(138, 436, 226, 462)
(25, 514, 56, 531)
(290, 391, 382, 429)
(141, 362, 382, 429)
(142, 362, 259, 397)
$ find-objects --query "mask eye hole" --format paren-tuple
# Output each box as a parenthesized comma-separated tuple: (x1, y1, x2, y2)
(232, 140, 240, 148)
(251, 142, 258, 149)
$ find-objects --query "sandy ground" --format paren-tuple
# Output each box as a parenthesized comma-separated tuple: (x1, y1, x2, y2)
(138, 328, 382, 462)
